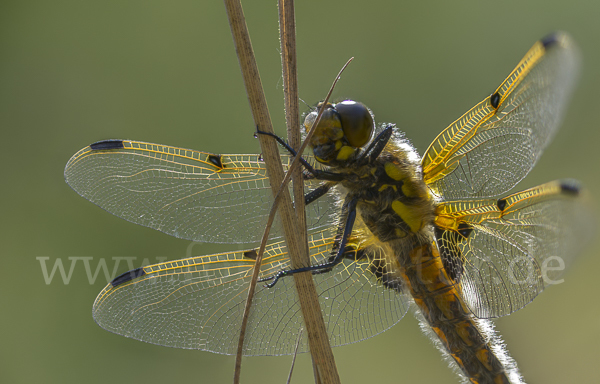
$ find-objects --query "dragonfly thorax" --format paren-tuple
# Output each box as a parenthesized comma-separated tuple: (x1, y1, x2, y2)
(349, 152, 434, 241)
(305, 100, 434, 240)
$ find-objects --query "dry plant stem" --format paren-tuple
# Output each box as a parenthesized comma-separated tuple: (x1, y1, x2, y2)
(279, 2, 333, 383)
(225, 0, 351, 382)
(230, 59, 352, 384)
(223, 1, 340, 383)
(257, 60, 356, 384)
(279, 0, 306, 254)
(267, 57, 354, 202)
(229, 54, 351, 383)
(223, 1, 302, 383)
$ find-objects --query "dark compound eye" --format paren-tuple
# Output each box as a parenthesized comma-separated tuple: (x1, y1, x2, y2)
(335, 100, 374, 148)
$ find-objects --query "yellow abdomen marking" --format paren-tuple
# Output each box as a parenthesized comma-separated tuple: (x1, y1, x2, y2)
(456, 321, 476, 347)
(476, 348, 493, 372)
(416, 261, 447, 291)
(433, 291, 458, 320)
(432, 326, 450, 349)
(391, 200, 422, 232)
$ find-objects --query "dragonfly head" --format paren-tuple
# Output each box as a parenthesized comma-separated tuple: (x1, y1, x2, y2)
(304, 100, 374, 164)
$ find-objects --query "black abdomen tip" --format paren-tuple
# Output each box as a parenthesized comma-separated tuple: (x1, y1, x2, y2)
(90, 140, 124, 150)
(111, 267, 146, 287)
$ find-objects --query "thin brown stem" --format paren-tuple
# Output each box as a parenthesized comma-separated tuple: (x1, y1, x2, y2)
(225, 1, 350, 383)
(229, 58, 352, 384)
(222, 1, 302, 382)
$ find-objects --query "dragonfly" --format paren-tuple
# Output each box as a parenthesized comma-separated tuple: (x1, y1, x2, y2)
(65, 32, 590, 383)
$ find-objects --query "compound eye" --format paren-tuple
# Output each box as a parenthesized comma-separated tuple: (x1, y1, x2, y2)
(335, 100, 374, 148)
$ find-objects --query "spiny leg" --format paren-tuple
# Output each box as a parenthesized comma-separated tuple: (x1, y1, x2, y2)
(255, 129, 342, 207)
(357, 124, 394, 164)
(255, 129, 346, 182)
(261, 197, 358, 288)
(304, 184, 331, 205)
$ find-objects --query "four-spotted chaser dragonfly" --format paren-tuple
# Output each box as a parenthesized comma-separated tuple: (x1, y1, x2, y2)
(65, 32, 589, 383)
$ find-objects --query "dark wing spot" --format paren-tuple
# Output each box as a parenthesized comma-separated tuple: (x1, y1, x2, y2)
(490, 92, 501, 109)
(208, 154, 223, 168)
(457, 222, 473, 239)
(496, 198, 507, 211)
(90, 140, 124, 150)
(243, 250, 258, 260)
(541, 33, 559, 49)
(111, 267, 146, 287)
(560, 181, 580, 196)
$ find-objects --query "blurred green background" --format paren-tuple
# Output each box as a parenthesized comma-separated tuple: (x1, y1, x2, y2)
(2, 0, 599, 383)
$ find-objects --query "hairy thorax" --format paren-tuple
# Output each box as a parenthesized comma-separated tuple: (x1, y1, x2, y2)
(340, 148, 435, 244)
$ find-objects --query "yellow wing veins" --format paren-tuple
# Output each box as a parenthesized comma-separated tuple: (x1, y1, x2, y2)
(421, 35, 565, 187)
(434, 180, 573, 231)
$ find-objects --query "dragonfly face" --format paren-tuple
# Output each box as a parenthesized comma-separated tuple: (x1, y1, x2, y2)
(65, 32, 591, 383)
(305, 100, 374, 164)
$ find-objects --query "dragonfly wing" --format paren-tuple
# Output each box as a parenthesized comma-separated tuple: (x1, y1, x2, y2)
(422, 33, 580, 199)
(92, 228, 410, 355)
(435, 180, 594, 318)
(64, 140, 337, 244)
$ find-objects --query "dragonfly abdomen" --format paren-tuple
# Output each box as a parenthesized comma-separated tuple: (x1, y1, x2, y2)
(399, 241, 519, 384)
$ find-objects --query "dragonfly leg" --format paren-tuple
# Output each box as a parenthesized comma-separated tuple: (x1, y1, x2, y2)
(357, 124, 394, 164)
(261, 197, 358, 288)
(304, 184, 331, 205)
(255, 129, 346, 182)
(255, 130, 338, 206)
(255, 129, 300, 156)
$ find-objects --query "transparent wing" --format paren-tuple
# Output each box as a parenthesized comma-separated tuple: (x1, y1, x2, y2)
(422, 33, 580, 199)
(92, 228, 410, 355)
(435, 180, 594, 318)
(64, 140, 337, 244)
